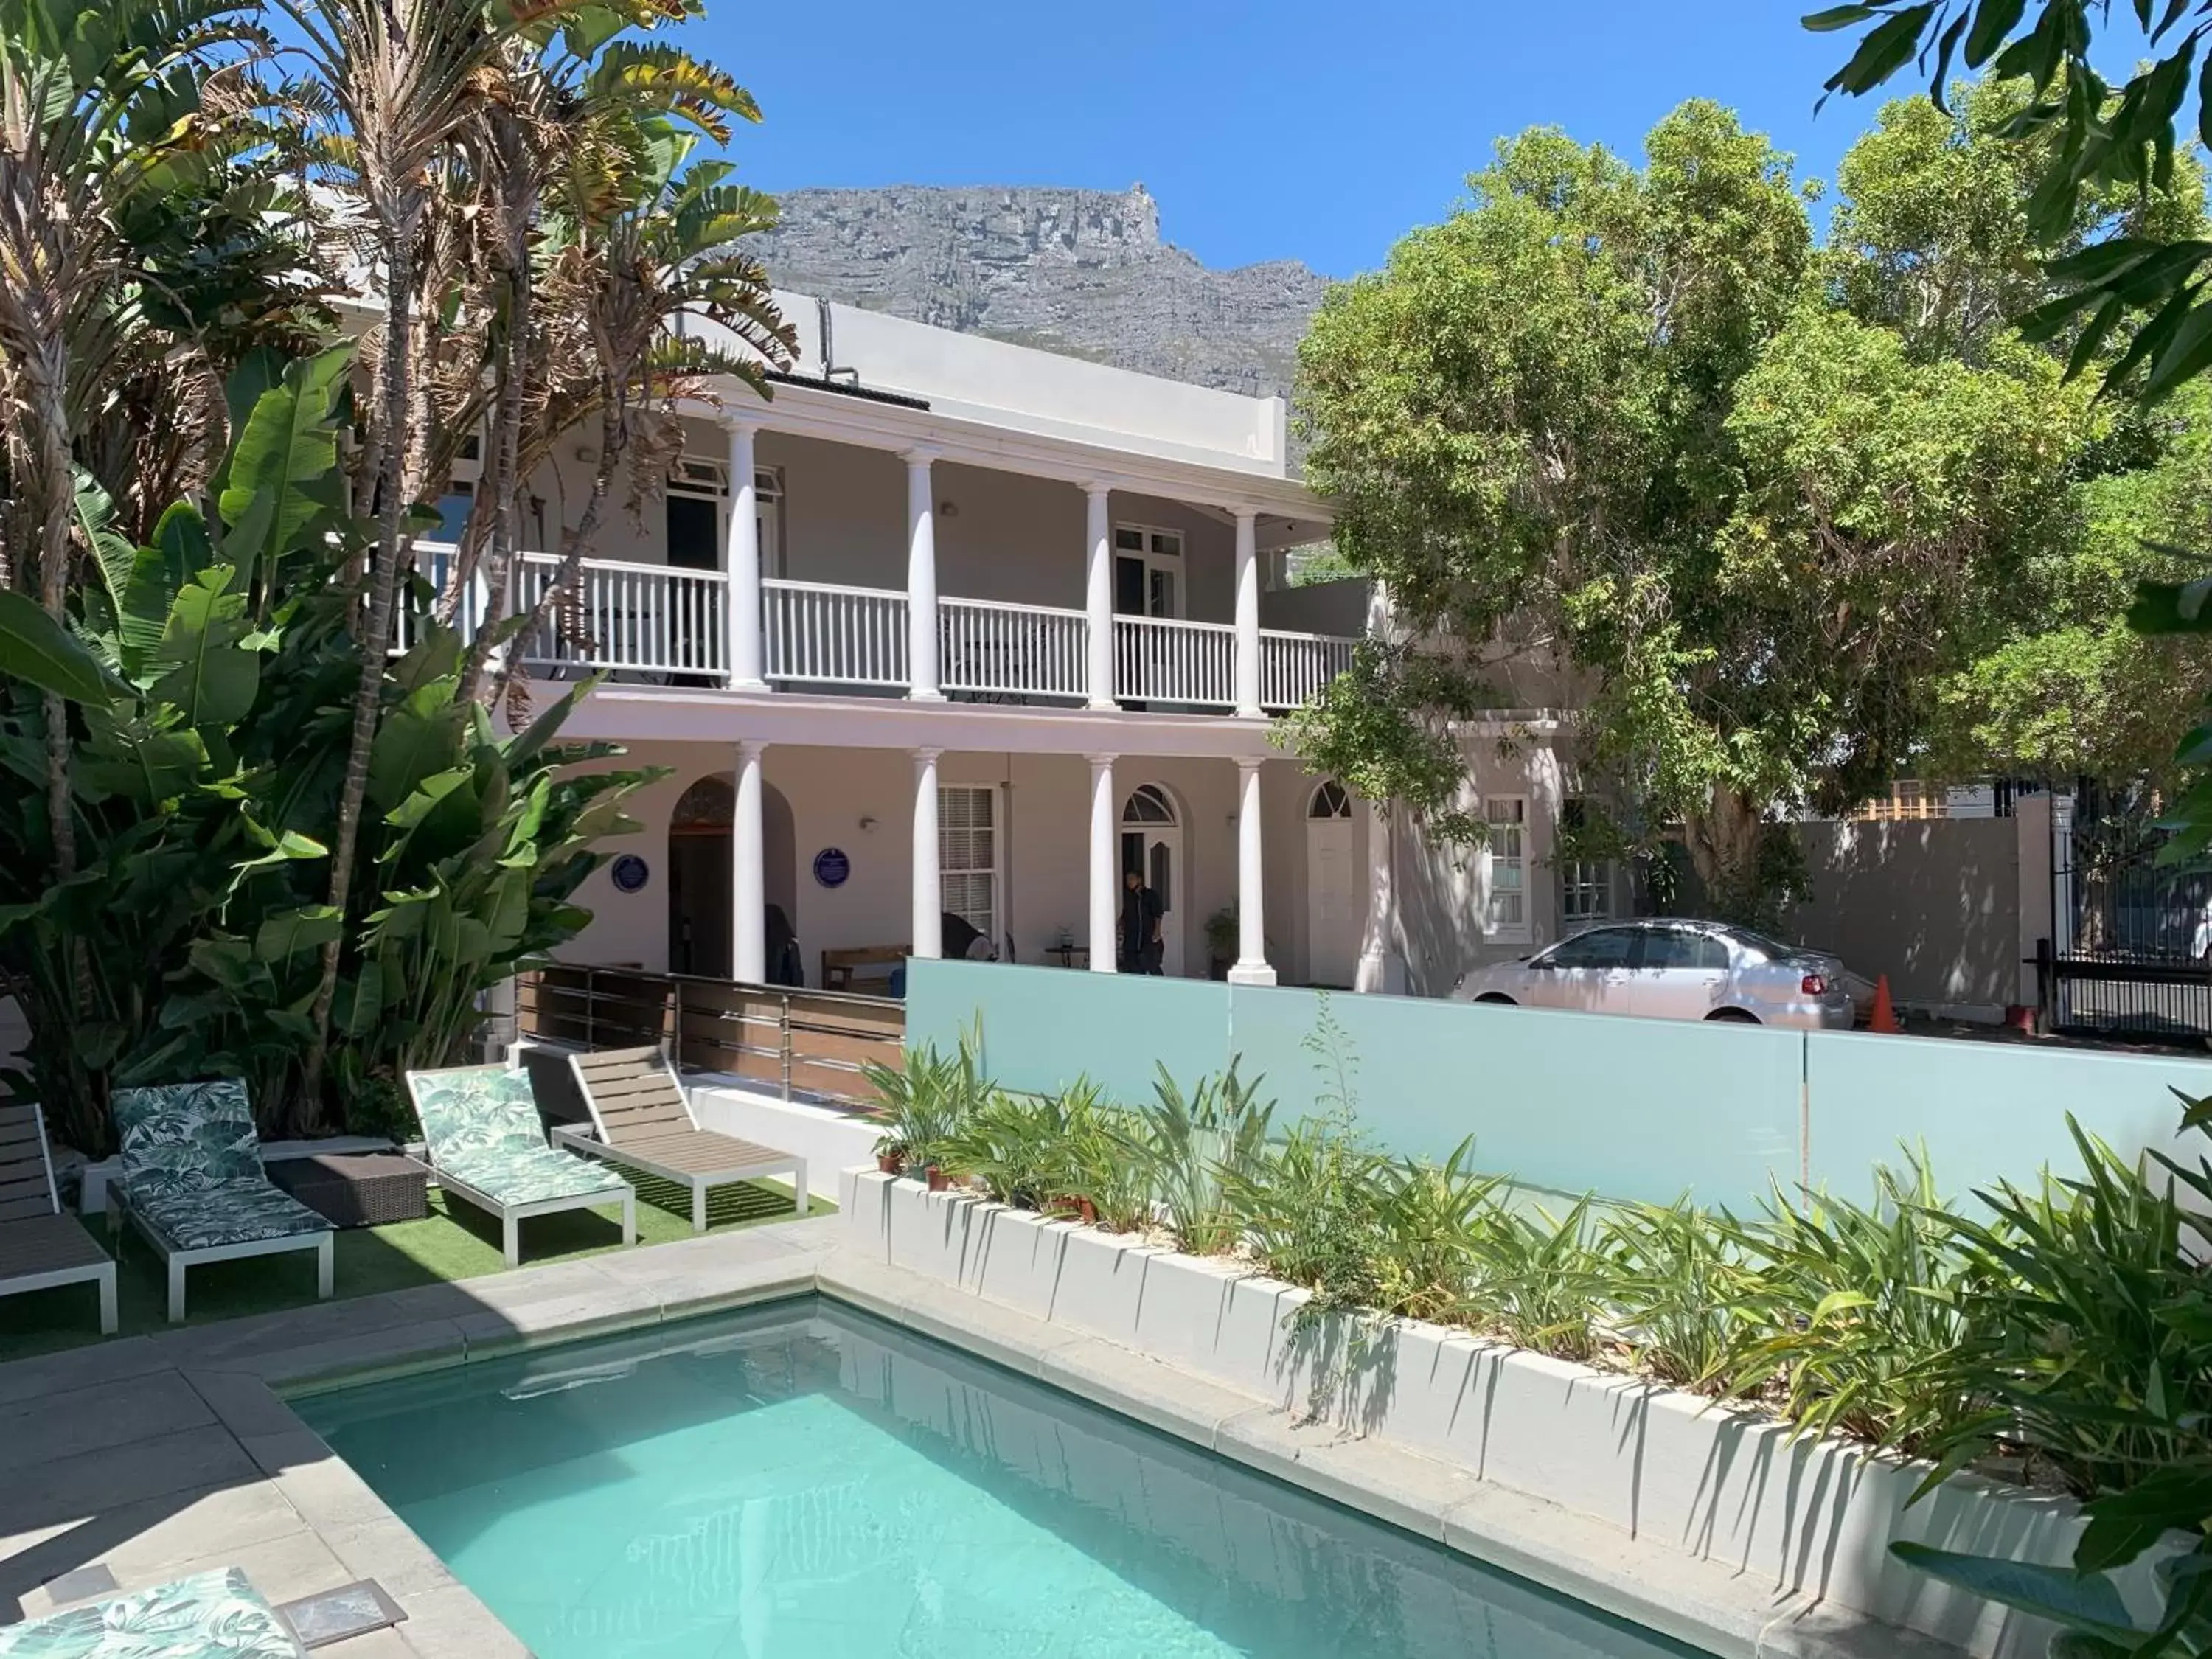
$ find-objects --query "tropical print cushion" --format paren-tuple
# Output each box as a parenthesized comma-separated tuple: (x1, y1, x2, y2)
(112, 1082, 262, 1202)
(405, 1065, 549, 1163)
(132, 1179, 328, 1252)
(0, 1566, 303, 1658)
(437, 1141, 631, 1206)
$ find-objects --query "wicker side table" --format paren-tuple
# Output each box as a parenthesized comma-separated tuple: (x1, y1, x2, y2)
(268, 1151, 431, 1228)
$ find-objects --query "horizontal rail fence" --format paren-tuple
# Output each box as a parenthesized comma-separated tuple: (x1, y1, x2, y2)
(2054, 801, 2212, 1040)
(763, 578, 909, 689)
(512, 554, 728, 682)
(1113, 614, 1237, 708)
(517, 964, 902, 1111)
(941, 596, 1088, 701)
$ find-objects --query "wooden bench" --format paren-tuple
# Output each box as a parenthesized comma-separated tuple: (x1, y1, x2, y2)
(821, 945, 908, 992)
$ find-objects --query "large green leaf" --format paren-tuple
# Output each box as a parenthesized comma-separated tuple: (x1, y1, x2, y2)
(1888, 1544, 2140, 1642)
(149, 568, 258, 726)
(0, 589, 119, 704)
(117, 504, 208, 679)
(367, 692, 469, 815)
(217, 344, 352, 589)
(254, 904, 343, 961)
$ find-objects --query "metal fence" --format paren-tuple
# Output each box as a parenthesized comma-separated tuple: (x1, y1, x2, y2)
(2049, 795, 2212, 1042)
(515, 964, 902, 1113)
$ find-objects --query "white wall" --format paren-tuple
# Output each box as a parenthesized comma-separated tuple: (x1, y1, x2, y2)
(1397, 734, 1561, 997)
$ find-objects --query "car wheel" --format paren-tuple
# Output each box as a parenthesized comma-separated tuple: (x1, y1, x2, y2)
(1705, 1008, 1760, 1024)
(1474, 993, 1517, 1006)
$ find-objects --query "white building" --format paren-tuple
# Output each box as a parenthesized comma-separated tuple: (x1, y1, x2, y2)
(464, 292, 1575, 995)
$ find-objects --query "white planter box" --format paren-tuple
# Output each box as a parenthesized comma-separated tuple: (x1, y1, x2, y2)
(842, 1167, 2164, 1658)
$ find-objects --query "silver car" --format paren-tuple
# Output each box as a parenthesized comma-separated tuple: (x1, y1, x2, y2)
(1450, 919, 1861, 1029)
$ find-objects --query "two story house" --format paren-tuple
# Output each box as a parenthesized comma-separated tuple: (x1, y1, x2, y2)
(451, 291, 1580, 996)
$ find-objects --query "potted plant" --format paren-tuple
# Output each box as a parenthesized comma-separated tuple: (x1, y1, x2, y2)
(873, 1135, 905, 1176)
(1204, 906, 1239, 980)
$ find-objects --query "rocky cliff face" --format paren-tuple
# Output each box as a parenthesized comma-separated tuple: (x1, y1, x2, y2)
(751, 184, 1330, 406)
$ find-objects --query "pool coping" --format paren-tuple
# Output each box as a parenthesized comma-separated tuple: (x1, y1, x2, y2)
(4, 1217, 1986, 1659)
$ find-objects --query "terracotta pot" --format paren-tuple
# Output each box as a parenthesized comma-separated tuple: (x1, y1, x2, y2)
(1075, 1197, 1098, 1225)
(877, 1152, 904, 1175)
(925, 1165, 948, 1192)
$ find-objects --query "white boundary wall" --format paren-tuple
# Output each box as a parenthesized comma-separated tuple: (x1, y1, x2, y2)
(840, 1167, 2174, 1659)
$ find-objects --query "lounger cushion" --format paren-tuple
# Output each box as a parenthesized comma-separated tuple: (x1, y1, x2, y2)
(0, 1565, 304, 1658)
(111, 1082, 262, 1203)
(407, 1066, 629, 1206)
(131, 1178, 330, 1253)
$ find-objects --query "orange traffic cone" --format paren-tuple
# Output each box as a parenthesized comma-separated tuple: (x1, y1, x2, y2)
(1868, 974, 1899, 1034)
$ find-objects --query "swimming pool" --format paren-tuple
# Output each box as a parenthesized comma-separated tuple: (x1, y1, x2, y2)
(299, 1298, 1710, 1659)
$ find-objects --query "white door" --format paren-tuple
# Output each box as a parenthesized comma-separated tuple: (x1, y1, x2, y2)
(1121, 784, 1183, 976)
(1306, 782, 1358, 987)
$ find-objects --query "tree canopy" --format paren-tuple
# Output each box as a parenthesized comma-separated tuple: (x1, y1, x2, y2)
(1293, 88, 2180, 917)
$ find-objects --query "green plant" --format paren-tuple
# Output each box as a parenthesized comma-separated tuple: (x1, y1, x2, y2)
(1125, 1059, 1273, 1255)
(1599, 1197, 1760, 1392)
(1370, 1138, 1500, 1323)
(1057, 1082, 1156, 1231)
(1464, 1197, 1604, 1363)
(945, 1090, 1070, 1208)
(1724, 1152, 1976, 1456)
(1224, 1111, 1390, 1306)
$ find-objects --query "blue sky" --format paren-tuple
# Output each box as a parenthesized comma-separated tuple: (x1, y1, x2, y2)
(677, 3, 1910, 279)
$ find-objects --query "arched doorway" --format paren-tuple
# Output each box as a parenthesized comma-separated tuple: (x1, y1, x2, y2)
(1306, 779, 1358, 988)
(1121, 783, 1184, 977)
(667, 773, 798, 978)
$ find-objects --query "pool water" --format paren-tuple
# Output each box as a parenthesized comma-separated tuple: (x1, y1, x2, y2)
(299, 1298, 1708, 1659)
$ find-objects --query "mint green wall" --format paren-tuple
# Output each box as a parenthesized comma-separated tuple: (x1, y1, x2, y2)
(907, 961, 2212, 1208)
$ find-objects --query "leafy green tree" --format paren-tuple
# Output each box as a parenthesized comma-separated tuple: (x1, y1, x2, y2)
(1293, 99, 2091, 919)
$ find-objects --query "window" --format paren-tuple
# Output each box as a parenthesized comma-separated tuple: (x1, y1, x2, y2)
(1545, 927, 1640, 970)
(939, 786, 999, 945)
(1559, 799, 1614, 926)
(1309, 780, 1353, 819)
(1113, 523, 1183, 619)
(1484, 797, 1528, 941)
(1641, 927, 1728, 971)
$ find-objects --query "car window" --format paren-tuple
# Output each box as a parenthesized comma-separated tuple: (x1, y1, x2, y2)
(1644, 928, 1728, 970)
(1547, 928, 1642, 970)
(1713, 924, 1787, 961)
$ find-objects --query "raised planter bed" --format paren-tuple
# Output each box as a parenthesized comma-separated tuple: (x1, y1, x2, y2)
(838, 1166, 2168, 1659)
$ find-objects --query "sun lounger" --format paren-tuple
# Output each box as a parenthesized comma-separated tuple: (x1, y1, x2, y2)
(0, 1102, 116, 1335)
(404, 1064, 635, 1266)
(557, 1045, 808, 1231)
(109, 1082, 333, 1324)
(0, 1566, 304, 1657)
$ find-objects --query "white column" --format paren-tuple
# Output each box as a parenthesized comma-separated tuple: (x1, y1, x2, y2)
(1229, 756, 1276, 985)
(1088, 754, 1118, 973)
(911, 747, 942, 957)
(724, 419, 766, 690)
(1233, 506, 1262, 719)
(1085, 483, 1116, 709)
(1354, 796, 1407, 995)
(733, 740, 767, 983)
(905, 448, 942, 700)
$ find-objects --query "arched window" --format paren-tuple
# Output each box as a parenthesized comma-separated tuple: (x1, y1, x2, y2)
(1121, 784, 1177, 826)
(670, 775, 734, 835)
(1308, 780, 1353, 820)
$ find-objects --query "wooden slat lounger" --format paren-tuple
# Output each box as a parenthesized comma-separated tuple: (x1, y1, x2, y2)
(557, 1045, 809, 1231)
(0, 1102, 116, 1335)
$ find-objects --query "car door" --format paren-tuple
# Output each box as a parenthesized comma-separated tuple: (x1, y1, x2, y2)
(1528, 926, 1643, 1014)
(1629, 925, 1731, 1020)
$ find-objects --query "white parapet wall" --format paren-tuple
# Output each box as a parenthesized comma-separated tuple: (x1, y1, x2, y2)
(838, 1166, 2171, 1659)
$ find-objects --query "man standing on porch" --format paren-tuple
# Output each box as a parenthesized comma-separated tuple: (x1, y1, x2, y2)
(1120, 868, 1165, 975)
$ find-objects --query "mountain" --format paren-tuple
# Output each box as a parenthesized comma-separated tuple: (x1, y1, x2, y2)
(750, 184, 1332, 408)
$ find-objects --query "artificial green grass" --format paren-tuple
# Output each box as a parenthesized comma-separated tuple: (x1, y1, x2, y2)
(0, 1172, 832, 1362)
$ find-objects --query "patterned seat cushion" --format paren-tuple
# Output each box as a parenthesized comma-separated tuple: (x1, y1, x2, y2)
(131, 1178, 329, 1253)
(0, 1566, 304, 1658)
(406, 1065, 629, 1206)
(111, 1082, 262, 1205)
(438, 1141, 631, 1205)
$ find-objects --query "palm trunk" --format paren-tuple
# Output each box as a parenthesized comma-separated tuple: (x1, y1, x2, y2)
(459, 250, 530, 703)
(1681, 786, 1764, 923)
(301, 221, 417, 1131)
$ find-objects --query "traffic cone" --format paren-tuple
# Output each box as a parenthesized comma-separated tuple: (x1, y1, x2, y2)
(1868, 974, 1899, 1034)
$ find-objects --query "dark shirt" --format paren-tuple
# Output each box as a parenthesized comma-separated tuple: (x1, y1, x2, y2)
(1121, 886, 1162, 956)
(941, 911, 985, 959)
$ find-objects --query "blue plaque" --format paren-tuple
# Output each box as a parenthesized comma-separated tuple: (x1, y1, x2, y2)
(813, 846, 851, 888)
(610, 853, 649, 894)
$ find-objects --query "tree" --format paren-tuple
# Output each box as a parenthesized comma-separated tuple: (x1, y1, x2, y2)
(1293, 98, 2093, 920)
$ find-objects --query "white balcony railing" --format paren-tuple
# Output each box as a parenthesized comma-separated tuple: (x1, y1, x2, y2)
(762, 577, 908, 687)
(399, 549, 1357, 714)
(941, 596, 1088, 701)
(1260, 628, 1357, 712)
(1113, 614, 1237, 709)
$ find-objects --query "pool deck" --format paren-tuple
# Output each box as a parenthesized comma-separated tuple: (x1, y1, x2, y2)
(0, 1218, 1960, 1659)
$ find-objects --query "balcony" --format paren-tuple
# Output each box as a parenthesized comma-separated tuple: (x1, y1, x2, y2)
(417, 547, 1357, 714)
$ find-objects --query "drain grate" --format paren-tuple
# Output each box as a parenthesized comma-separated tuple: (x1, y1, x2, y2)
(274, 1579, 408, 1649)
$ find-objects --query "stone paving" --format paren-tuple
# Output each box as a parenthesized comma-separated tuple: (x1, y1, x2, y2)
(0, 1217, 834, 1656)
